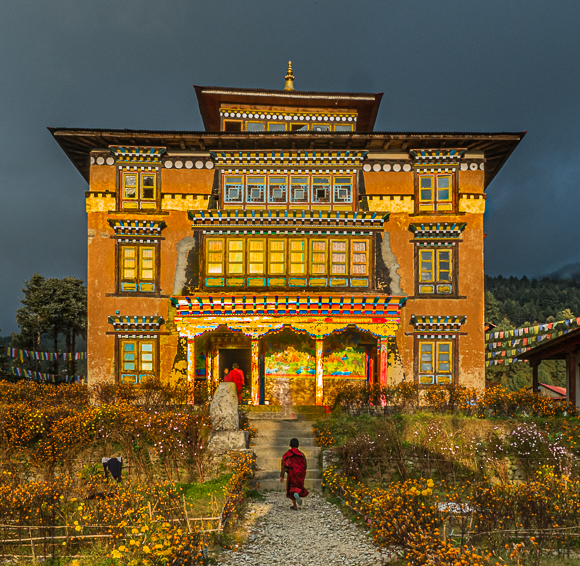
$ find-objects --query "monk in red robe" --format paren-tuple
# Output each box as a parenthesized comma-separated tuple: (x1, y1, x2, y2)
(227, 363, 244, 402)
(280, 438, 309, 510)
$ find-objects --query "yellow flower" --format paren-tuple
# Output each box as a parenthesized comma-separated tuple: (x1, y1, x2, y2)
(111, 549, 122, 559)
(74, 526, 81, 532)
(142, 545, 151, 554)
(118, 545, 128, 552)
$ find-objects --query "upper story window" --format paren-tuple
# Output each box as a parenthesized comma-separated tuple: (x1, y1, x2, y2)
(120, 171, 158, 211)
(222, 173, 354, 208)
(418, 248, 454, 295)
(203, 235, 371, 289)
(417, 173, 454, 213)
(219, 108, 356, 132)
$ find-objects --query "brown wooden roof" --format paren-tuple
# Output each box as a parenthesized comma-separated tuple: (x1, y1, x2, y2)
(517, 325, 580, 362)
(194, 85, 383, 131)
(48, 127, 525, 186)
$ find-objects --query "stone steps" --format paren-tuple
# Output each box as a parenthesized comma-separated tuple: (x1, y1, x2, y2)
(249, 406, 323, 492)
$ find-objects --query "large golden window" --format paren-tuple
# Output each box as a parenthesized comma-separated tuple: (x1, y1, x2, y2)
(227, 240, 245, 275)
(119, 244, 156, 293)
(248, 239, 266, 275)
(121, 171, 157, 211)
(289, 240, 306, 274)
(268, 240, 286, 275)
(203, 236, 371, 288)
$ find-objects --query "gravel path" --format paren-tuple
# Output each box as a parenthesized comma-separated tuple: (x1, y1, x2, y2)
(217, 492, 394, 566)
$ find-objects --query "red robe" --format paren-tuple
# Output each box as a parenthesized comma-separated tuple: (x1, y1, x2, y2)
(281, 448, 309, 500)
(227, 368, 244, 402)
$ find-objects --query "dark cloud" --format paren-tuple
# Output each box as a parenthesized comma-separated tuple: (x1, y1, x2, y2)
(1, 0, 579, 332)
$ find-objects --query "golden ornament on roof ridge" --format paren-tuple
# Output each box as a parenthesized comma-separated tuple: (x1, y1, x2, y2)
(284, 61, 295, 91)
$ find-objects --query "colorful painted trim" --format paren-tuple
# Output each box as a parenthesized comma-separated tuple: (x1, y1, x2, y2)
(410, 315, 466, 332)
(409, 222, 467, 240)
(189, 209, 387, 229)
(219, 109, 358, 122)
(109, 146, 166, 163)
(172, 294, 405, 318)
(107, 315, 165, 331)
(108, 219, 166, 237)
(210, 149, 366, 168)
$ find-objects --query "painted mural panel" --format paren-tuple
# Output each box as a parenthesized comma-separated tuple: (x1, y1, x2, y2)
(195, 334, 207, 377)
(264, 329, 315, 378)
(323, 330, 366, 379)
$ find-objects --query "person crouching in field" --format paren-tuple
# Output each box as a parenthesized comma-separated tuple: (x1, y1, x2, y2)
(280, 438, 309, 510)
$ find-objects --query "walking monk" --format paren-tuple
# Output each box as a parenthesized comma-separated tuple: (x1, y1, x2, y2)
(280, 438, 309, 510)
(227, 363, 245, 402)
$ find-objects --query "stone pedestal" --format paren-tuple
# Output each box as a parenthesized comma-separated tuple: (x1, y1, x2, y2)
(208, 382, 249, 454)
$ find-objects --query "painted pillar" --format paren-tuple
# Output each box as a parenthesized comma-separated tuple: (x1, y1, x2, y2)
(210, 346, 219, 396)
(315, 337, 324, 406)
(251, 337, 260, 405)
(378, 337, 389, 387)
(186, 338, 195, 404)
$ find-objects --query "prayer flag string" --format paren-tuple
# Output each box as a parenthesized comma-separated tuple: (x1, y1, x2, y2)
(4, 347, 86, 361)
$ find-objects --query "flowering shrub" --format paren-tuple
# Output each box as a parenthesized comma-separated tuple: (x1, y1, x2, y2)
(325, 468, 580, 565)
(312, 423, 334, 447)
(0, 381, 211, 481)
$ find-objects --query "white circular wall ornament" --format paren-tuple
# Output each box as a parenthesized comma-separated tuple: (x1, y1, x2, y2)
(460, 163, 468, 171)
(383, 163, 392, 172)
(393, 163, 402, 172)
(96, 156, 105, 165)
(185, 160, 193, 169)
(195, 160, 204, 169)
(164, 160, 173, 169)
(330, 116, 335, 121)
(236, 113, 241, 118)
(323, 116, 329, 121)
(90, 157, 95, 165)
(470, 163, 478, 171)
(175, 160, 183, 169)
(306, 116, 311, 121)
(224, 112, 230, 117)
(260, 114, 265, 119)
(403, 164, 412, 172)
(347, 117, 352, 121)
(106, 157, 114, 166)
(266, 114, 271, 119)
(479, 163, 485, 170)
(363, 163, 372, 172)
(285, 115, 291, 121)
(373, 163, 382, 172)
(205, 161, 214, 169)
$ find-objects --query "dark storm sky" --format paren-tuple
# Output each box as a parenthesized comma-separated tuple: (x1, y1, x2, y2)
(1, 0, 579, 333)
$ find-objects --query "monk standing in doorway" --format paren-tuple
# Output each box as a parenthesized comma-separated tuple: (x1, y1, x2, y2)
(228, 363, 244, 402)
(280, 438, 309, 510)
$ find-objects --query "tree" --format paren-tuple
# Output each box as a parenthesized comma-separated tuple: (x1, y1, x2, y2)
(13, 274, 87, 379)
(485, 291, 501, 325)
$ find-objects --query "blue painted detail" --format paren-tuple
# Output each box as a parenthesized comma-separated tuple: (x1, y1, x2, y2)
(205, 277, 225, 287)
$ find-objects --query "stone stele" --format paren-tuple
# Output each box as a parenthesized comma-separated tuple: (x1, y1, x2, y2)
(208, 382, 249, 454)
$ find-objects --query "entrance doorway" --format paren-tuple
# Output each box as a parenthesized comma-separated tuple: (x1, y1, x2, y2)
(219, 347, 251, 387)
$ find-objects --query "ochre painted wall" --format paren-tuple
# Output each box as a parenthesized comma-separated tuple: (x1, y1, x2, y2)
(86, 158, 487, 391)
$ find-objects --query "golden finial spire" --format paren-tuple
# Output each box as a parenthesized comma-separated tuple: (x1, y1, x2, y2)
(284, 61, 295, 91)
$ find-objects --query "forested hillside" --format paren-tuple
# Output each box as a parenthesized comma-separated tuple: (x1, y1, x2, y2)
(485, 274, 580, 327)
(484, 274, 580, 390)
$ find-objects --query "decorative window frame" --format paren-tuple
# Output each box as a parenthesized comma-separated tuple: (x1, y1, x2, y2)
(107, 315, 164, 384)
(109, 147, 165, 213)
(410, 149, 466, 214)
(201, 234, 373, 290)
(109, 220, 165, 296)
(409, 315, 466, 387)
(409, 223, 466, 298)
